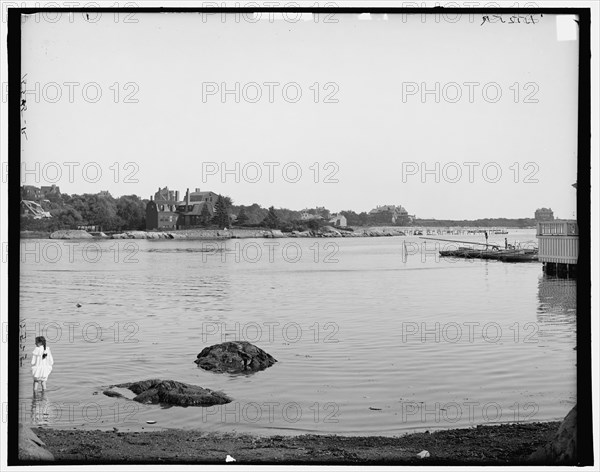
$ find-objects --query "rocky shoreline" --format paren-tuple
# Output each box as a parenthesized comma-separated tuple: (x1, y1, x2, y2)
(28, 421, 564, 465)
(23, 405, 577, 464)
(22, 227, 408, 240)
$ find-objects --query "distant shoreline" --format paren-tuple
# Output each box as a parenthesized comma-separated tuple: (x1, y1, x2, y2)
(31, 421, 560, 465)
(21, 226, 536, 241)
(22, 227, 408, 240)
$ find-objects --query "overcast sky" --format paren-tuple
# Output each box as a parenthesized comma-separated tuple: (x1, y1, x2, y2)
(20, 11, 579, 219)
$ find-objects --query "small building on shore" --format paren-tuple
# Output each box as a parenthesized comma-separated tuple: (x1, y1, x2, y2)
(535, 207, 554, 221)
(369, 205, 409, 224)
(536, 220, 578, 278)
(329, 214, 347, 227)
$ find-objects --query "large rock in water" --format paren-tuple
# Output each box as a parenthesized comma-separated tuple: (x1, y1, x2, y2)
(108, 379, 232, 406)
(528, 405, 577, 464)
(18, 424, 54, 461)
(195, 341, 277, 374)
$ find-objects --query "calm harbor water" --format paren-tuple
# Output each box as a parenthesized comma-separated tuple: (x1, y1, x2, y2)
(19, 230, 577, 435)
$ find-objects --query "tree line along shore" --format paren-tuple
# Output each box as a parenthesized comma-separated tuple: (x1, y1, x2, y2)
(20, 188, 538, 235)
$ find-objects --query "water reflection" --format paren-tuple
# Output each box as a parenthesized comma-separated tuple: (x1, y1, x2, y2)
(536, 275, 576, 347)
(31, 390, 51, 425)
(537, 275, 577, 314)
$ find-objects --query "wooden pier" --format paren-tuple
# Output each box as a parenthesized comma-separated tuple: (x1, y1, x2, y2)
(536, 220, 578, 277)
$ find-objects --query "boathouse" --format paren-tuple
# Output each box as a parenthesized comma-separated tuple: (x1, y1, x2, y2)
(536, 220, 578, 277)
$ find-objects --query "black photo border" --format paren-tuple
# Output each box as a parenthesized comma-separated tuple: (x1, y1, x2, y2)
(7, 5, 593, 466)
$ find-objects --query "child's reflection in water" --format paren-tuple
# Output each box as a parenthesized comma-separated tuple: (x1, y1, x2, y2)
(31, 390, 51, 425)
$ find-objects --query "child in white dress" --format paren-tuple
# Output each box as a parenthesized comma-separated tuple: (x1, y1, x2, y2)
(31, 336, 53, 392)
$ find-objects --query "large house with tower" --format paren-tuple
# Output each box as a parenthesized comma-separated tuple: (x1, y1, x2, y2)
(145, 187, 220, 230)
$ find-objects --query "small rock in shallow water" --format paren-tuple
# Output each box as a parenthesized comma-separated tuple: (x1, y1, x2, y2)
(113, 379, 232, 407)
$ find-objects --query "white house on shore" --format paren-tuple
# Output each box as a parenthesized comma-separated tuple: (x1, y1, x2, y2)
(329, 214, 347, 227)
